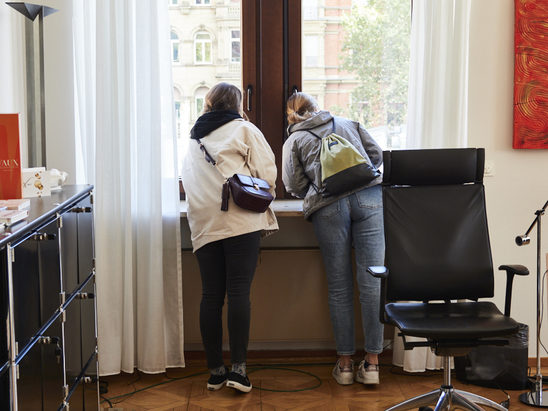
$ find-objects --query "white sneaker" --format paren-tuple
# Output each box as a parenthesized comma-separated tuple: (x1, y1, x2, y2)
(355, 360, 379, 385)
(332, 359, 354, 385)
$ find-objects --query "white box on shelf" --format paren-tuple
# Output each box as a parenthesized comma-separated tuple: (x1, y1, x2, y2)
(22, 167, 51, 198)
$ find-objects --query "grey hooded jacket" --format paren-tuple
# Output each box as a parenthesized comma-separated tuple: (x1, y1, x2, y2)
(282, 110, 383, 219)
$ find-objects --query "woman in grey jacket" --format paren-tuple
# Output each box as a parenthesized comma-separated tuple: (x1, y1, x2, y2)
(282, 92, 385, 386)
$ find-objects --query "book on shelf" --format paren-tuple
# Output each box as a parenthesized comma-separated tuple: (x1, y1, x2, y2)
(0, 198, 30, 210)
(0, 114, 22, 199)
(0, 209, 28, 226)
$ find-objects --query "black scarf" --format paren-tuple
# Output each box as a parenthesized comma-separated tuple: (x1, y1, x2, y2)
(190, 110, 242, 140)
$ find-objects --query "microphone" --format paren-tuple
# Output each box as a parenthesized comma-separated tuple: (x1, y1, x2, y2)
(515, 235, 530, 246)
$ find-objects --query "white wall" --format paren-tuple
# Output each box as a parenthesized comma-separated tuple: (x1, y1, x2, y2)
(0, 0, 76, 178)
(42, 0, 77, 183)
(468, 0, 548, 356)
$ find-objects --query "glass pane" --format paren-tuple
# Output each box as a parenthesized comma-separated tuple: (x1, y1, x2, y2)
(301, 0, 411, 150)
(205, 42, 211, 62)
(169, 2, 242, 172)
(232, 41, 240, 62)
(172, 44, 179, 61)
(196, 97, 204, 115)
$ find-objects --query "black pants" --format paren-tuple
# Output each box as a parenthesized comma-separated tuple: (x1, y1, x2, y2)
(195, 231, 261, 369)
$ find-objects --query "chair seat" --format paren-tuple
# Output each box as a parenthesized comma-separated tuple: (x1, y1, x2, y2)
(385, 301, 519, 339)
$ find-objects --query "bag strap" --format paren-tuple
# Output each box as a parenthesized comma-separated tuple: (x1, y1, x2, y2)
(195, 139, 232, 211)
(298, 119, 336, 195)
(303, 118, 336, 140)
(195, 138, 261, 211)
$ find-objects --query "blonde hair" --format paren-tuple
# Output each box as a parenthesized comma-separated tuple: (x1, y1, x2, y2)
(203, 82, 244, 116)
(286, 92, 319, 124)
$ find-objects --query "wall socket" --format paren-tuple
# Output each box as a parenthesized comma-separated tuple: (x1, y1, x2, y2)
(484, 160, 495, 177)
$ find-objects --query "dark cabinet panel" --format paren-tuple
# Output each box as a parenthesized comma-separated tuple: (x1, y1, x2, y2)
(80, 280, 97, 369)
(17, 318, 64, 410)
(76, 198, 94, 284)
(0, 186, 98, 410)
(61, 208, 79, 298)
(64, 292, 83, 393)
(12, 239, 42, 354)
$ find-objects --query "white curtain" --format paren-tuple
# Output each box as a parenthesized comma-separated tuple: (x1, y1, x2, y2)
(73, 0, 185, 374)
(406, 0, 471, 149)
(394, 0, 471, 372)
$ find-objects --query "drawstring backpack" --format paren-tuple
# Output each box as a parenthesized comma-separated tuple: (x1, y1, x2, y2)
(305, 119, 380, 196)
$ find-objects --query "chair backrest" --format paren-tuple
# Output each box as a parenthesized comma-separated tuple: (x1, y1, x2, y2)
(382, 148, 493, 302)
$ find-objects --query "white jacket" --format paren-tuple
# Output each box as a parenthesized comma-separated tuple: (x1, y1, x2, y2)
(182, 118, 279, 251)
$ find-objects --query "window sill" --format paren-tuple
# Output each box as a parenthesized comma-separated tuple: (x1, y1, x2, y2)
(180, 199, 304, 217)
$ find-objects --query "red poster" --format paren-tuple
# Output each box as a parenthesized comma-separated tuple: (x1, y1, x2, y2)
(513, 0, 548, 149)
(0, 114, 22, 199)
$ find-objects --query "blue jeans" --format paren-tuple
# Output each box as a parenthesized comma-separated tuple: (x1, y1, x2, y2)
(311, 185, 385, 355)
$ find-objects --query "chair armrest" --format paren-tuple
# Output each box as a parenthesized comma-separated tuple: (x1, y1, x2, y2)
(367, 266, 389, 323)
(367, 266, 389, 279)
(498, 264, 529, 316)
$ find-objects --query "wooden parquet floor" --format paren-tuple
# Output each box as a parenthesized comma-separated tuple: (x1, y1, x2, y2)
(99, 353, 545, 410)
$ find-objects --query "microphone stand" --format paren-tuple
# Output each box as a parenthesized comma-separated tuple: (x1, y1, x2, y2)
(518, 200, 548, 407)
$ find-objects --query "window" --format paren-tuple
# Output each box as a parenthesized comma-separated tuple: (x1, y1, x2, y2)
(302, 0, 318, 20)
(170, 0, 410, 194)
(171, 30, 179, 62)
(303, 35, 319, 67)
(231, 30, 241, 63)
(170, 0, 178, 6)
(301, 0, 411, 150)
(194, 31, 212, 64)
(194, 87, 209, 119)
(170, 3, 241, 170)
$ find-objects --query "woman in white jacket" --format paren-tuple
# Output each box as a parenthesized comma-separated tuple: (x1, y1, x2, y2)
(182, 83, 278, 393)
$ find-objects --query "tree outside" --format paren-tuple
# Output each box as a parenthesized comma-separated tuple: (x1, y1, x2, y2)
(340, 0, 410, 148)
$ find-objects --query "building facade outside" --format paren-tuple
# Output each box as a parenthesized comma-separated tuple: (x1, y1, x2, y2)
(169, 0, 408, 166)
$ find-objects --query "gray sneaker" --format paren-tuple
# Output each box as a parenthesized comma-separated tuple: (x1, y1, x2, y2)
(355, 360, 379, 385)
(332, 359, 354, 385)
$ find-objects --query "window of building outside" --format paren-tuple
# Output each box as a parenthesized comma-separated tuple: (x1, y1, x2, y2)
(174, 88, 182, 141)
(303, 0, 318, 20)
(194, 32, 212, 64)
(169, 0, 410, 176)
(303, 35, 319, 67)
(171, 30, 179, 62)
(231, 30, 241, 63)
(194, 86, 209, 119)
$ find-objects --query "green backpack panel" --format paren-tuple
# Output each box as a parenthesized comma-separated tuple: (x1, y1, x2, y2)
(307, 119, 380, 196)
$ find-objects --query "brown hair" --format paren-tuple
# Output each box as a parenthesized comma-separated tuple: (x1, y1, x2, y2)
(286, 92, 319, 124)
(203, 82, 244, 116)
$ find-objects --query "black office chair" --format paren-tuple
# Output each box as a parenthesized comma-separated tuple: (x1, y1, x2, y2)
(368, 148, 529, 411)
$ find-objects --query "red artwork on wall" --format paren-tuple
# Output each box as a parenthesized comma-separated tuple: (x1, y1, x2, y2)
(513, 0, 548, 149)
